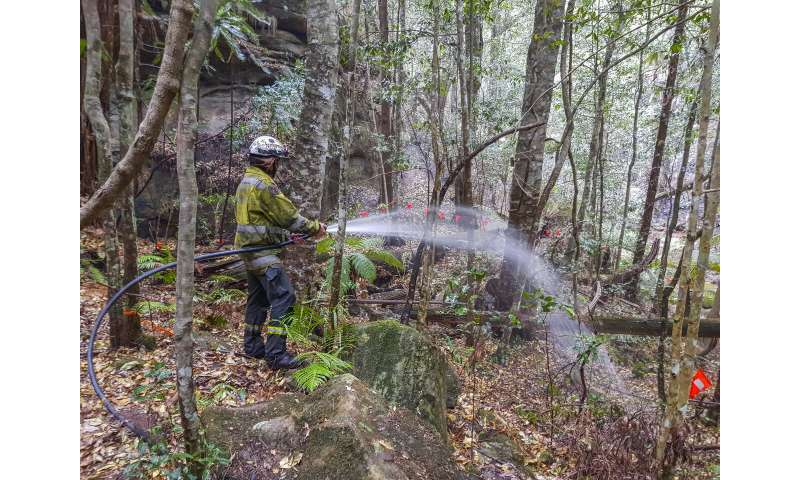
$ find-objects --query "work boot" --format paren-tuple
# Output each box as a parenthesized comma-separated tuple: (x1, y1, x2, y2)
(268, 351, 304, 370)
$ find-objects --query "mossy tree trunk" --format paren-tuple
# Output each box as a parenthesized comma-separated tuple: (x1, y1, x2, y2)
(282, 0, 340, 298)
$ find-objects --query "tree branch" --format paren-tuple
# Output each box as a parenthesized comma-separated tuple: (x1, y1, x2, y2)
(80, 0, 194, 229)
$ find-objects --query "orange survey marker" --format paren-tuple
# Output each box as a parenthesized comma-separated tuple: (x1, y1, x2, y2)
(689, 369, 713, 399)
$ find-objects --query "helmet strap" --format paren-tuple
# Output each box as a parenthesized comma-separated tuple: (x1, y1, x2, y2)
(250, 156, 278, 176)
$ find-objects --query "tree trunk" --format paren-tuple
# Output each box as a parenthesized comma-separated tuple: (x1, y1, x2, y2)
(392, 0, 406, 199)
(454, 0, 470, 209)
(614, 5, 651, 272)
(417, 0, 446, 326)
(329, 4, 360, 330)
(496, 0, 566, 310)
(655, 0, 719, 472)
(116, 0, 142, 327)
(80, 0, 194, 229)
(292, 4, 342, 195)
(627, 2, 689, 299)
(534, 0, 575, 230)
(329, 72, 356, 334)
(83, 0, 128, 348)
(321, 0, 362, 218)
(653, 97, 698, 313)
(282, 0, 340, 297)
(174, 0, 219, 462)
(377, 0, 394, 208)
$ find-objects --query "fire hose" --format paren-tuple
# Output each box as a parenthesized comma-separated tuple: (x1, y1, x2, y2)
(86, 237, 307, 440)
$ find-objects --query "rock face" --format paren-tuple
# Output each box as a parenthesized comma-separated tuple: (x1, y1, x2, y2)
(349, 320, 455, 441)
(202, 374, 466, 480)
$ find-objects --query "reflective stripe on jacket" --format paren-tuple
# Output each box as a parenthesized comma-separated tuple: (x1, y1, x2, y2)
(234, 166, 320, 273)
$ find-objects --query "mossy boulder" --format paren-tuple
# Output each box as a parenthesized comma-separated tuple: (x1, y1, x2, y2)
(348, 320, 452, 441)
(202, 374, 466, 480)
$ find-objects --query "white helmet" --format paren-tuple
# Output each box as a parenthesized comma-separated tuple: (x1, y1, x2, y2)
(248, 135, 289, 159)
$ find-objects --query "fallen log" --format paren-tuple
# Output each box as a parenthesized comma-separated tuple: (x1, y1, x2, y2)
(591, 316, 719, 338)
(400, 308, 721, 338)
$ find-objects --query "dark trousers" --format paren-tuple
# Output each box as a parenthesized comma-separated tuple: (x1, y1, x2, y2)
(244, 265, 296, 361)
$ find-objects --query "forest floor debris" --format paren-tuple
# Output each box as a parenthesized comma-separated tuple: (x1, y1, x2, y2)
(80, 227, 718, 479)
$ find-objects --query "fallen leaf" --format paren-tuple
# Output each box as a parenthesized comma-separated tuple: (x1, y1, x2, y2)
(279, 451, 303, 469)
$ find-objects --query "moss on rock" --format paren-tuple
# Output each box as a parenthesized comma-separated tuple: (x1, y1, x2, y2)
(348, 320, 450, 442)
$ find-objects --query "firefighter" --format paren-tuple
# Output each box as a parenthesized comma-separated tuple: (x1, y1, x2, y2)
(234, 135, 326, 369)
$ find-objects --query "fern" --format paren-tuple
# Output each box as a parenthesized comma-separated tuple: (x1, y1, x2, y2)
(349, 253, 377, 283)
(81, 259, 107, 284)
(281, 304, 326, 347)
(208, 274, 238, 286)
(293, 351, 352, 393)
(325, 255, 354, 293)
(134, 301, 176, 315)
(203, 288, 246, 305)
(137, 254, 164, 271)
(320, 322, 358, 353)
(315, 237, 335, 255)
(359, 237, 385, 250)
(364, 249, 404, 271)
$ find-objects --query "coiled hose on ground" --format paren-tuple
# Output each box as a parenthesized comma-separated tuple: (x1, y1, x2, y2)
(86, 238, 304, 440)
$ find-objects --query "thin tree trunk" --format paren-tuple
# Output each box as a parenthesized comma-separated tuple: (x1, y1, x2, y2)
(377, 0, 394, 208)
(80, 0, 194, 229)
(329, 3, 360, 332)
(417, 0, 445, 327)
(455, 0, 470, 207)
(392, 0, 406, 196)
(496, 0, 566, 311)
(174, 0, 219, 462)
(655, 0, 718, 471)
(627, 2, 689, 299)
(117, 0, 142, 326)
(681, 124, 720, 397)
(614, 5, 651, 271)
(654, 97, 698, 313)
